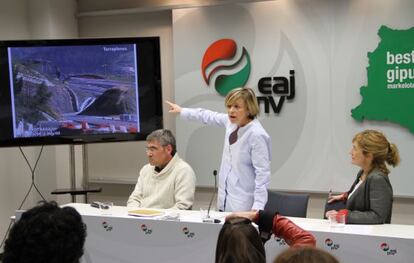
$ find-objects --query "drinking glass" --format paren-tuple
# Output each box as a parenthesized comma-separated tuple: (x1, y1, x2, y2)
(99, 201, 113, 215)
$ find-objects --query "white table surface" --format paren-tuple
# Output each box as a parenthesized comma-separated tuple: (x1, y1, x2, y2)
(62, 203, 414, 263)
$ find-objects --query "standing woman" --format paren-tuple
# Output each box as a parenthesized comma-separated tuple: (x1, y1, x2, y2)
(326, 130, 400, 224)
(166, 87, 271, 212)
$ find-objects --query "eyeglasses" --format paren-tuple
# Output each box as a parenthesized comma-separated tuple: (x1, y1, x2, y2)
(145, 144, 170, 153)
(145, 146, 160, 153)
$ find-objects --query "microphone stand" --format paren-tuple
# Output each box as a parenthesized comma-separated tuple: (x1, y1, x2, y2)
(203, 170, 220, 223)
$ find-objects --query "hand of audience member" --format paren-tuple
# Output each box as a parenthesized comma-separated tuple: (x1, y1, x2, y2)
(165, 100, 182, 113)
(225, 211, 257, 221)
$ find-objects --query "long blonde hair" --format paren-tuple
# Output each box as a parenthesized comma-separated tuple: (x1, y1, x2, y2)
(353, 130, 400, 175)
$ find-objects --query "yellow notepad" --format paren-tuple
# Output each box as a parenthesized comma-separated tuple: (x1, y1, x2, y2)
(128, 209, 164, 217)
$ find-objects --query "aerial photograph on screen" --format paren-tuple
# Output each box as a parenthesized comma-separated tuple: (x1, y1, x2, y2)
(8, 44, 140, 138)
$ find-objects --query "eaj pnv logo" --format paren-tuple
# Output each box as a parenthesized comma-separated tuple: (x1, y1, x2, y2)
(380, 242, 397, 255)
(201, 39, 251, 96)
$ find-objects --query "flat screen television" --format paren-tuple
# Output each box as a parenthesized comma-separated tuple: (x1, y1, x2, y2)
(0, 37, 163, 147)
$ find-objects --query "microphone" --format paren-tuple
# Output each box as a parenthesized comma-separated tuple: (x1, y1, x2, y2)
(203, 170, 221, 223)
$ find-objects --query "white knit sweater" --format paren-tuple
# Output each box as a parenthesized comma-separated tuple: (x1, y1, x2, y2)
(127, 154, 196, 210)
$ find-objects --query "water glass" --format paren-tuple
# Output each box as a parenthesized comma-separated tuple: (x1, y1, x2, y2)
(99, 201, 114, 215)
(329, 213, 345, 227)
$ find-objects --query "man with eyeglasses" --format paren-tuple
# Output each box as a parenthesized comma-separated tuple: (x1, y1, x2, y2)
(127, 129, 196, 210)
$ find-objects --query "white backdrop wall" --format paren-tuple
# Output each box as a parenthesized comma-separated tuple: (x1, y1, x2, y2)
(173, 0, 414, 196)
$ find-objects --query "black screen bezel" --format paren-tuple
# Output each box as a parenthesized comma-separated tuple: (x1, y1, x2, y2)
(0, 37, 163, 147)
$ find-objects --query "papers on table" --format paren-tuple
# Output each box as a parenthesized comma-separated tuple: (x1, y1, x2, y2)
(128, 209, 165, 217)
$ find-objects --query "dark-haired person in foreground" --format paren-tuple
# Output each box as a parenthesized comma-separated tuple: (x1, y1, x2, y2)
(3, 201, 86, 263)
(273, 247, 340, 263)
(216, 210, 316, 263)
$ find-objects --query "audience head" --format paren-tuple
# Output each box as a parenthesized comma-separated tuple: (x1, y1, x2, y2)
(352, 129, 400, 174)
(3, 201, 86, 263)
(146, 129, 177, 169)
(225, 87, 260, 120)
(215, 216, 265, 263)
(273, 247, 340, 263)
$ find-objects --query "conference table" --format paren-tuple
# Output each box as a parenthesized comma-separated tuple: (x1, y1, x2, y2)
(62, 203, 414, 263)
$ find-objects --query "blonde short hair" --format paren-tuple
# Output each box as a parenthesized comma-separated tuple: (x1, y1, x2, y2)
(225, 87, 259, 119)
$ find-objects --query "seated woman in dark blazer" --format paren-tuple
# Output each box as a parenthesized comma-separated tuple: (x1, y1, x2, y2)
(326, 130, 400, 224)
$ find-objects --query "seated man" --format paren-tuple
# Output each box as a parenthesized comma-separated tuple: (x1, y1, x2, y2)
(2, 201, 86, 263)
(127, 129, 196, 210)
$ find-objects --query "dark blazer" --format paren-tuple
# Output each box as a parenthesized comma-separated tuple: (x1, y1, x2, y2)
(346, 169, 393, 224)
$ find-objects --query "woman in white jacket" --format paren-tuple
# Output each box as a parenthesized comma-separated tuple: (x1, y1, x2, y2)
(166, 87, 271, 212)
